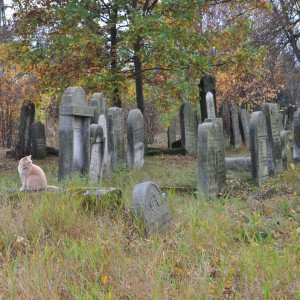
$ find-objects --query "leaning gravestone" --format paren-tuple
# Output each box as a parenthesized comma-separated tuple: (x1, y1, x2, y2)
(293, 109, 300, 161)
(127, 109, 145, 169)
(249, 111, 269, 185)
(229, 103, 241, 148)
(280, 130, 292, 170)
(261, 103, 283, 175)
(238, 109, 250, 147)
(89, 93, 107, 124)
(16, 101, 35, 159)
(167, 125, 176, 148)
(107, 107, 125, 170)
(180, 103, 198, 154)
(132, 181, 170, 234)
(198, 120, 219, 197)
(89, 124, 105, 182)
(58, 87, 94, 180)
(31, 121, 47, 159)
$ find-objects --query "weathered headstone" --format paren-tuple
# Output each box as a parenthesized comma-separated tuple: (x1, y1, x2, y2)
(167, 125, 176, 148)
(180, 103, 198, 154)
(89, 93, 107, 124)
(132, 181, 170, 234)
(280, 130, 292, 170)
(107, 107, 125, 170)
(89, 124, 105, 182)
(31, 121, 46, 159)
(16, 101, 35, 159)
(293, 109, 300, 161)
(225, 157, 251, 172)
(58, 87, 94, 180)
(261, 103, 283, 175)
(198, 120, 219, 197)
(219, 103, 231, 144)
(127, 109, 145, 169)
(249, 111, 269, 185)
(214, 118, 226, 187)
(229, 104, 241, 148)
(199, 75, 217, 122)
(238, 109, 250, 147)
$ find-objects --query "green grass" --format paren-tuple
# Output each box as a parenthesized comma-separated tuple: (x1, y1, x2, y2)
(0, 153, 299, 299)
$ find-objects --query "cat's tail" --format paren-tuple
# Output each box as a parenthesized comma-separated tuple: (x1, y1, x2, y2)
(46, 185, 59, 190)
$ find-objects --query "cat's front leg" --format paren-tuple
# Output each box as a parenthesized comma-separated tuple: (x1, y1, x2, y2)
(20, 177, 26, 192)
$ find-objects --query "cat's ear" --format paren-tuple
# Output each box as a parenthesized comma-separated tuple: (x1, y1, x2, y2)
(28, 155, 32, 159)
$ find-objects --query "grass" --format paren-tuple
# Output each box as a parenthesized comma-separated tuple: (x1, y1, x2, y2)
(0, 151, 299, 299)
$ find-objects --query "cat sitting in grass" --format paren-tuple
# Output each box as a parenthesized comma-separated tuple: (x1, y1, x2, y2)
(18, 155, 58, 192)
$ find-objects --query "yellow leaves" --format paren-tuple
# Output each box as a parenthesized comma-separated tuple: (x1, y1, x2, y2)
(290, 163, 295, 170)
(101, 275, 109, 285)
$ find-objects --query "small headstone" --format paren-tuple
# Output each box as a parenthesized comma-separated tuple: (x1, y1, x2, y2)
(127, 109, 145, 169)
(280, 130, 292, 170)
(89, 93, 107, 124)
(249, 111, 269, 185)
(198, 120, 219, 197)
(229, 104, 241, 148)
(206, 92, 216, 119)
(261, 103, 283, 175)
(107, 107, 125, 170)
(16, 101, 35, 159)
(238, 109, 250, 147)
(132, 181, 170, 234)
(58, 87, 94, 180)
(89, 124, 105, 182)
(225, 157, 251, 172)
(31, 121, 46, 159)
(180, 103, 198, 154)
(167, 125, 176, 148)
(293, 109, 300, 161)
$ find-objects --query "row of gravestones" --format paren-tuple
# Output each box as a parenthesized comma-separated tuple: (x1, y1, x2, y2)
(58, 87, 145, 181)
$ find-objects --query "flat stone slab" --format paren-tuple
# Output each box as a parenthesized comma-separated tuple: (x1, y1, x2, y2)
(145, 148, 187, 156)
(225, 156, 251, 172)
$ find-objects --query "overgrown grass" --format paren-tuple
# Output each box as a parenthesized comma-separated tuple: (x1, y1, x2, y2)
(0, 153, 299, 299)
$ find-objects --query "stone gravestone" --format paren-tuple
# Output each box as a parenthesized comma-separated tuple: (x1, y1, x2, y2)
(238, 109, 250, 147)
(16, 101, 35, 159)
(219, 103, 231, 144)
(31, 121, 47, 159)
(280, 130, 292, 170)
(127, 109, 145, 169)
(198, 120, 219, 197)
(261, 103, 283, 175)
(98, 114, 111, 178)
(199, 75, 217, 122)
(293, 109, 300, 161)
(107, 107, 125, 170)
(229, 104, 241, 148)
(249, 111, 269, 185)
(89, 93, 107, 124)
(132, 181, 170, 234)
(180, 103, 198, 154)
(167, 125, 176, 148)
(89, 124, 105, 182)
(58, 87, 94, 180)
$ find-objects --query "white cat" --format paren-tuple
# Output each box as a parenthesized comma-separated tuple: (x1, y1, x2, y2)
(18, 155, 58, 191)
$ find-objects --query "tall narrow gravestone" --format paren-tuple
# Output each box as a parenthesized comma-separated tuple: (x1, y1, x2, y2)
(89, 93, 107, 124)
(31, 121, 47, 159)
(261, 103, 283, 175)
(127, 109, 145, 169)
(280, 130, 292, 170)
(199, 75, 217, 122)
(108, 107, 125, 170)
(58, 87, 94, 180)
(249, 111, 269, 185)
(198, 120, 219, 197)
(229, 104, 241, 148)
(167, 125, 176, 148)
(180, 103, 198, 154)
(238, 109, 250, 147)
(293, 109, 300, 161)
(16, 101, 35, 159)
(132, 181, 170, 234)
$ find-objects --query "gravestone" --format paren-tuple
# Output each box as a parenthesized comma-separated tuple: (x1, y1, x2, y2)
(132, 181, 170, 234)
(238, 109, 250, 147)
(89, 93, 107, 124)
(225, 157, 251, 172)
(89, 124, 105, 182)
(107, 107, 125, 170)
(219, 103, 231, 144)
(180, 103, 198, 154)
(167, 125, 176, 148)
(16, 101, 35, 159)
(280, 130, 292, 170)
(249, 111, 269, 185)
(98, 114, 111, 178)
(198, 120, 219, 197)
(293, 109, 300, 161)
(229, 104, 241, 148)
(199, 75, 217, 122)
(31, 121, 46, 159)
(127, 109, 145, 169)
(261, 103, 283, 175)
(58, 87, 94, 180)
(214, 118, 226, 187)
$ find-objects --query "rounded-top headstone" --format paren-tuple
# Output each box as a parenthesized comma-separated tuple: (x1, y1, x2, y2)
(62, 87, 87, 107)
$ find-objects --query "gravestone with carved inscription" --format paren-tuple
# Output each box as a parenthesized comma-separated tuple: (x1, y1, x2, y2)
(31, 121, 47, 159)
(89, 93, 107, 124)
